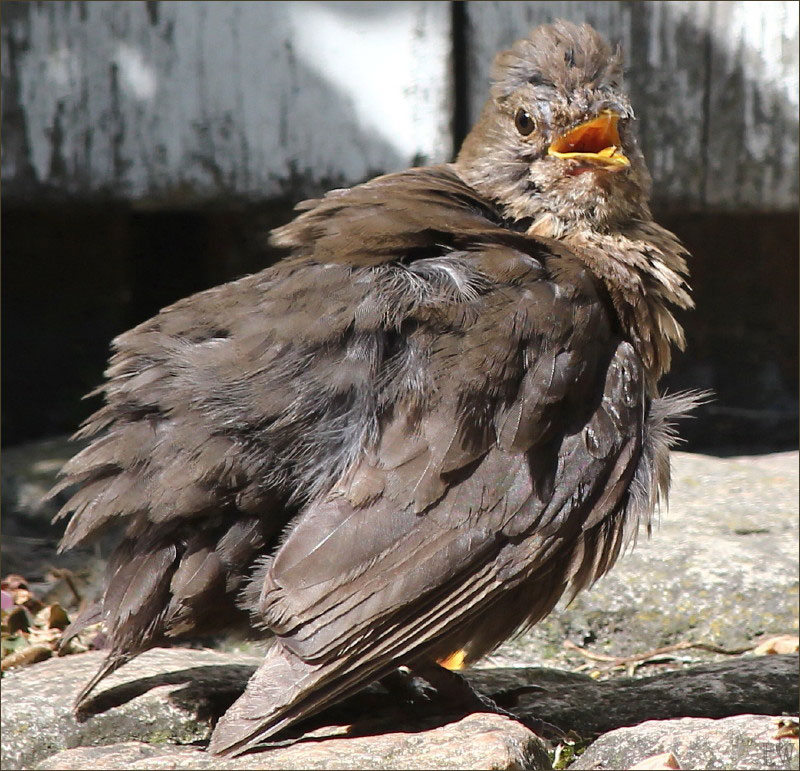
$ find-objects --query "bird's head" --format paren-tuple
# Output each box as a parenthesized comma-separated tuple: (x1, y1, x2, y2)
(456, 21, 651, 234)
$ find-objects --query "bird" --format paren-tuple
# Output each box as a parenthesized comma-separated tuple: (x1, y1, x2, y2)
(50, 20, 701, 756)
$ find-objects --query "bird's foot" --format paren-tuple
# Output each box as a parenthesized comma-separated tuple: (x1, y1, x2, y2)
(414, 662, 566, 741)
(380, 667, 438, 706)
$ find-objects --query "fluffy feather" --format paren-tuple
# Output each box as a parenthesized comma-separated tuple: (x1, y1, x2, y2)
(51, 21, 702, 754)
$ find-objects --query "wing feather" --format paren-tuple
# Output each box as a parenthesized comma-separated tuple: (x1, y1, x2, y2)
(215, 214, 656, 751)
(50, 165, 688, 737)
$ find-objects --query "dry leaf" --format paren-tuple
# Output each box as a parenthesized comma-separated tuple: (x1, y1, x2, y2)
(630, 751, 681, 769)
(40, 603, 70, 630)
(1, 574, 29, 592)
(13, 588, 44, 614)
(0, 643, 52, 671)
(753, 635, 799, 655)
(27, 625, 61, 647)
(3, 605, 31, 634)
(772, 717, 799, 743)
(1, 633, 29, 658)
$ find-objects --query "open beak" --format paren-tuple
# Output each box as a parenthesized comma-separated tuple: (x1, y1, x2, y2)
(548, 110, 630, 169)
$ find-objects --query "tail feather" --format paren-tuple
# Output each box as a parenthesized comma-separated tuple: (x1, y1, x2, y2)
(208, 643, 395, 756)
(73, 650, 137, 711)
(58, 602, 103, 654)
(208, 566, 496, 756)
(208, 645, 320, 756)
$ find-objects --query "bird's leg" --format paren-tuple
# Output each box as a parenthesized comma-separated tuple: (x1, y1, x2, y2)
(413, 661, 508, 714)
(412, 662, 566, 741)
(379, 667, 437, 706)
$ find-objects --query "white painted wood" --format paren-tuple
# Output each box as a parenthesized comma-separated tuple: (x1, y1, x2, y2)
(1, 1, 452, 202)
(464, 1, 799, 211)
(704, 1, 799, 209)
(3, 1, 796, 210)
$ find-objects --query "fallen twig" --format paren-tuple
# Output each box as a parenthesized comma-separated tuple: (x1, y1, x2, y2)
(563, 639, 755, 671)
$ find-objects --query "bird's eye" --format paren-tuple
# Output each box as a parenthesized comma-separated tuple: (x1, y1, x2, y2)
(514, 108, 535, 136)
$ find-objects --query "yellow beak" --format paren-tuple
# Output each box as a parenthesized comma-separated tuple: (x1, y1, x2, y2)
(547, 110, 630, 168)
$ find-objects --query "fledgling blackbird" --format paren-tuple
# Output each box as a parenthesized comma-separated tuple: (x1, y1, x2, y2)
(51, 20, 701, 755)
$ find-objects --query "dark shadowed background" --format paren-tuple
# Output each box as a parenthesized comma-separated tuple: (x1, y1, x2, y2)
(2, 0, 798, 454)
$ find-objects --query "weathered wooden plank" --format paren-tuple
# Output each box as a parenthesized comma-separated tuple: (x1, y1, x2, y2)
(1, 1, 452, 203)
(704, 1, 799, 209)
(4, 1, 797, 210)
(464, 1, 799, 211)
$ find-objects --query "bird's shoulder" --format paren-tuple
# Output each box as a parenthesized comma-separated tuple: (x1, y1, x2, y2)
(106, 163, 609, 376)
(269, 164, 507, 264)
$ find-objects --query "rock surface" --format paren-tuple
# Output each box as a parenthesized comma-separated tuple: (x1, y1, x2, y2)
(36, 714, 546, 771)
(2, 648, 552, 771)
(2, 647, 797, 770)
(570, 714, 799, 770)
(2, 441, 798, 770)
(485, 451, 799, 672)
(1, 648, 243, 771)
(473, 655, 799, 739)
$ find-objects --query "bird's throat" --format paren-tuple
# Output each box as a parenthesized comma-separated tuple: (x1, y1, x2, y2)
(557, 224, 692, 387)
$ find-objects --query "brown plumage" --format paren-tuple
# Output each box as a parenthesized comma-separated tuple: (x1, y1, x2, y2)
(51, 21, 701, 755)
